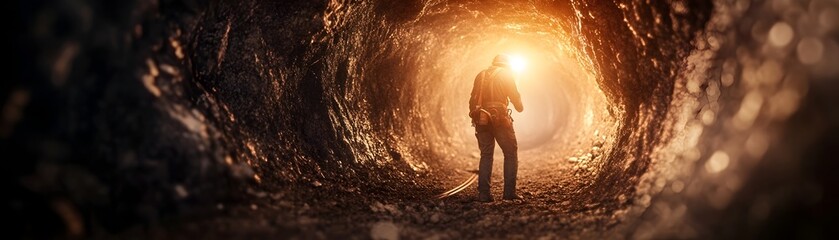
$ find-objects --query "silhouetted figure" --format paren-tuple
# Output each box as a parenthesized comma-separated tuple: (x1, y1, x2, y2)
(469, 54, 524, 202)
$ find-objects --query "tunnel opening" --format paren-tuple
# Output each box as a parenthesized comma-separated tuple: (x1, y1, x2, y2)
(12, 0, 834, 238)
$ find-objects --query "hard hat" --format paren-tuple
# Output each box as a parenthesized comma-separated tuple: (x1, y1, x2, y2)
(492, 54, 510, 66)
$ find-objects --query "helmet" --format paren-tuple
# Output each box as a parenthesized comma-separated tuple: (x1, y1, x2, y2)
(492, 54, 509, 66)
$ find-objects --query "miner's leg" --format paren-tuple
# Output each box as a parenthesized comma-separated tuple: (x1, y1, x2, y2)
(496, 118, 519, 199)
(475, 125, 495, 202)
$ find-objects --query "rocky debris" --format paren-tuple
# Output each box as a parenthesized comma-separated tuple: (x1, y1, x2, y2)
(174, 184, 189, 199)
(371, 201, 402, 216)
(246, 187, 268, 198)
(298, 216, 318, 225)
(370, 221, 399, 240)
(429, 213, 441, 223)
(107, 152, 624, 239)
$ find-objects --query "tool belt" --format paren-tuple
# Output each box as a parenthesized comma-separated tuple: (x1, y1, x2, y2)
(471, 102, 512, 127)
(482, 102, 508, 109)
(470, 107, 490, 126)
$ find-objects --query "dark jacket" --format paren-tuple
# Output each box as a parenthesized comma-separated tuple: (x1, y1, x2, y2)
(469, 66, 523, 112)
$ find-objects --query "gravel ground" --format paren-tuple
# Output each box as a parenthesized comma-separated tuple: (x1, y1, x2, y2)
(108, 138, 624, 240)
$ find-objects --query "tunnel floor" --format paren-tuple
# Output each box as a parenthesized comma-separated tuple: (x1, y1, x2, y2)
(120, 136, 615, 239)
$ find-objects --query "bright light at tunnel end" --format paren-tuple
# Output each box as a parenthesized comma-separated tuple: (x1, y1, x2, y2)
(508, 55, 526, 74)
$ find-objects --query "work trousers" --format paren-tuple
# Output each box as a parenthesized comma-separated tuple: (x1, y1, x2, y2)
(475, 109, 518, 197)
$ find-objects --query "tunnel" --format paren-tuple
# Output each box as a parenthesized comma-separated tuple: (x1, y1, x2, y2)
(10, 0, 835, 238)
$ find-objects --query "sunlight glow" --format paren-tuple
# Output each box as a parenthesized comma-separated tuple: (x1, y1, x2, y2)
(509, 55, 526, 74)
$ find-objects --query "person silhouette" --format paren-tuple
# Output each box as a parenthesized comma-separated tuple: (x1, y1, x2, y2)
(468, 54, 524, 202)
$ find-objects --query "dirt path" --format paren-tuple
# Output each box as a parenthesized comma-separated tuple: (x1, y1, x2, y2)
(113, 139, 621, 239)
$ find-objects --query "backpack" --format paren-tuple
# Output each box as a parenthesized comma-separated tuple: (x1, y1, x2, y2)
(470, 68, 501, 126)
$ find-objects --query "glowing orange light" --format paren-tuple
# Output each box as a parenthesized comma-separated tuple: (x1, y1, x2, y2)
(509, 55, 526, 74)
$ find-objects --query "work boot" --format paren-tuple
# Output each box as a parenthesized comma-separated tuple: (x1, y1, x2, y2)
(503, 194, 522, 201)
(478, 192, 493, 202)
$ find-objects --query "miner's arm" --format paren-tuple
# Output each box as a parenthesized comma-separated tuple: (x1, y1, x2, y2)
(469, 71, 482, 113)
(504, 71, 523, 112)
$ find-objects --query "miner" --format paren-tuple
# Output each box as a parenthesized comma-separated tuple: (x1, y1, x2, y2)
(468, 54, 524, 202)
